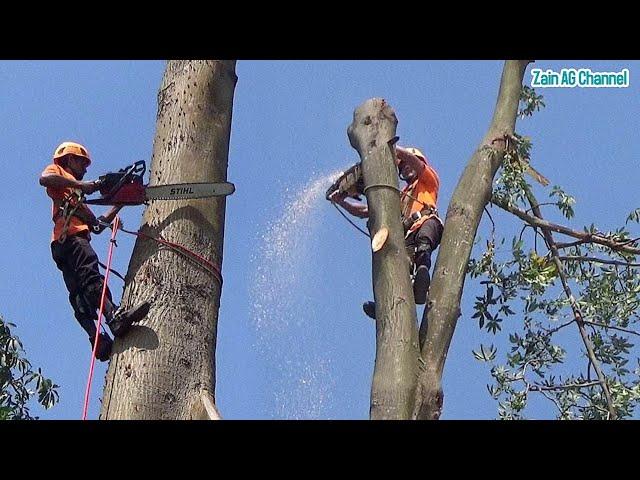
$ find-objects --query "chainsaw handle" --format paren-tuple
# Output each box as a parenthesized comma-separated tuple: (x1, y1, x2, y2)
(86, 160, 147, 206)
(109, 160, 146, 197)
(326, 162, 364, 201)
(128, 160, 146, 177)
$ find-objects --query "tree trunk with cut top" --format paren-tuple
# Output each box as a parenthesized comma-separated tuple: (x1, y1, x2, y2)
(348, 98, 420, 419)
(100, 60, 237, 420)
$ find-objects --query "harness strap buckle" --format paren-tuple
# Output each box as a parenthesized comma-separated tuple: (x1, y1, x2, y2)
(403, 206, 437, 230)
(56, 190, 86, 243)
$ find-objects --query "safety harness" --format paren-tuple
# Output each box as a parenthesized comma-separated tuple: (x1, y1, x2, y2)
(53, 161, 149, 244)
(54, 189, 88, 243)
(402, 205, 439, 232)
(54, 190, 122, 244)
(400, 179, 442, 236)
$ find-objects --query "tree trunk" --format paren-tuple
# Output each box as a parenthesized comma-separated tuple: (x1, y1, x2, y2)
(100, 60, 237, 419)
(348, 98, 420, 420)
(413, 60, 531, 419)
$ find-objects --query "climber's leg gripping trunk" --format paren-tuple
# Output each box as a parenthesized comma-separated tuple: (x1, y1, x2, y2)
(411, 217, 444, 304)
(51, 233, 109, 338)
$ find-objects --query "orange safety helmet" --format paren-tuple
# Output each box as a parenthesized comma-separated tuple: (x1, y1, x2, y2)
(397, 146, 428, 182)
(405, 147, 427, 162)
(53, 141, 92, 166)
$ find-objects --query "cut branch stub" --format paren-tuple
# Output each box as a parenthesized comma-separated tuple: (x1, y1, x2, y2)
(372, 227, 389, 252)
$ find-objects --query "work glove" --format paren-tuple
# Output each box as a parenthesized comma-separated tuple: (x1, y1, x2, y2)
(79, 180, 101, 195)
(328, 190, 347, 203)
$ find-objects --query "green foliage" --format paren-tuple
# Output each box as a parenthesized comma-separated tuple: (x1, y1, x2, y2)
(469, 222, 640, 419)
(492, 134, 534, 208)
(626, 208, 640, 225)
(519, 86, 546, 118)
(1, 315, 59, 420)
(550, 186, 576, 220)
(468, 86, 640, 419)
(473, 344, 497, 362)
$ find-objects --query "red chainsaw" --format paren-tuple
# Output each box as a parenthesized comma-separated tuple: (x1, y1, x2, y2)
(325, 162, 364, 202)
(84, 160, 235, 206)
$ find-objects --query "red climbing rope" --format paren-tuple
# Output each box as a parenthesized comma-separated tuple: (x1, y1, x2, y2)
(81, 216, 120, 420)
(119, 226, 223, 286)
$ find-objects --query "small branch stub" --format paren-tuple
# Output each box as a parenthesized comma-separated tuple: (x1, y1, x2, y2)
(372, 227, 389, 252)
(201, 391, 221, 420)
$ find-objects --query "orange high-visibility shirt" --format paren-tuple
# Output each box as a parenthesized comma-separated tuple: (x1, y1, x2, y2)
(42, 164, 90, 243)
(400, 159, 440, 233)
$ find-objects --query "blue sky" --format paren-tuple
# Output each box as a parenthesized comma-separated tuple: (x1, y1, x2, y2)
(1, 60, 638, 419)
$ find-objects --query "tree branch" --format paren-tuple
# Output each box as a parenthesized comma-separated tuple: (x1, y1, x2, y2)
(200, 389, 221, 420)
(618, 236, 640, 247)
(492, 196, 640, 256)
(581, 319, 640, 337)
(484, 206, 496, 235)
(544, 319, 575, 335)
(576, 390, 611, 418)
(524, 202, 557, 214)
(538, 389, 566, 415)
(556, 239, 591, 249)
(558, 256, 640, 268)
(529, 380, 601, 392)
(522, 187, 618, 419)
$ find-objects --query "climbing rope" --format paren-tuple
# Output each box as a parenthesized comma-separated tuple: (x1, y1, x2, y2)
(82, 215, 120, 420)
(330, 201, 370, 238)
(117, 225, 223, 287)
(98, 261, 126, 282)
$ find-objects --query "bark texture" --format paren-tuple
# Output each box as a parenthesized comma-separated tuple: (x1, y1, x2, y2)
(348, 98, 420, 419)
(100, 60, 237, 420)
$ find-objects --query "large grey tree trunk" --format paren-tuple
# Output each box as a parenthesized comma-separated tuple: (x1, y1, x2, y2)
(348, 99, 420, 419)
(413, 60, 530, 419)
(100, 60, 237, 420)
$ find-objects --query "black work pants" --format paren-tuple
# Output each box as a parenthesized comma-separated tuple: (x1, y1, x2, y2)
(405, 217, 444, 271)
(51, 233, 110, 338)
